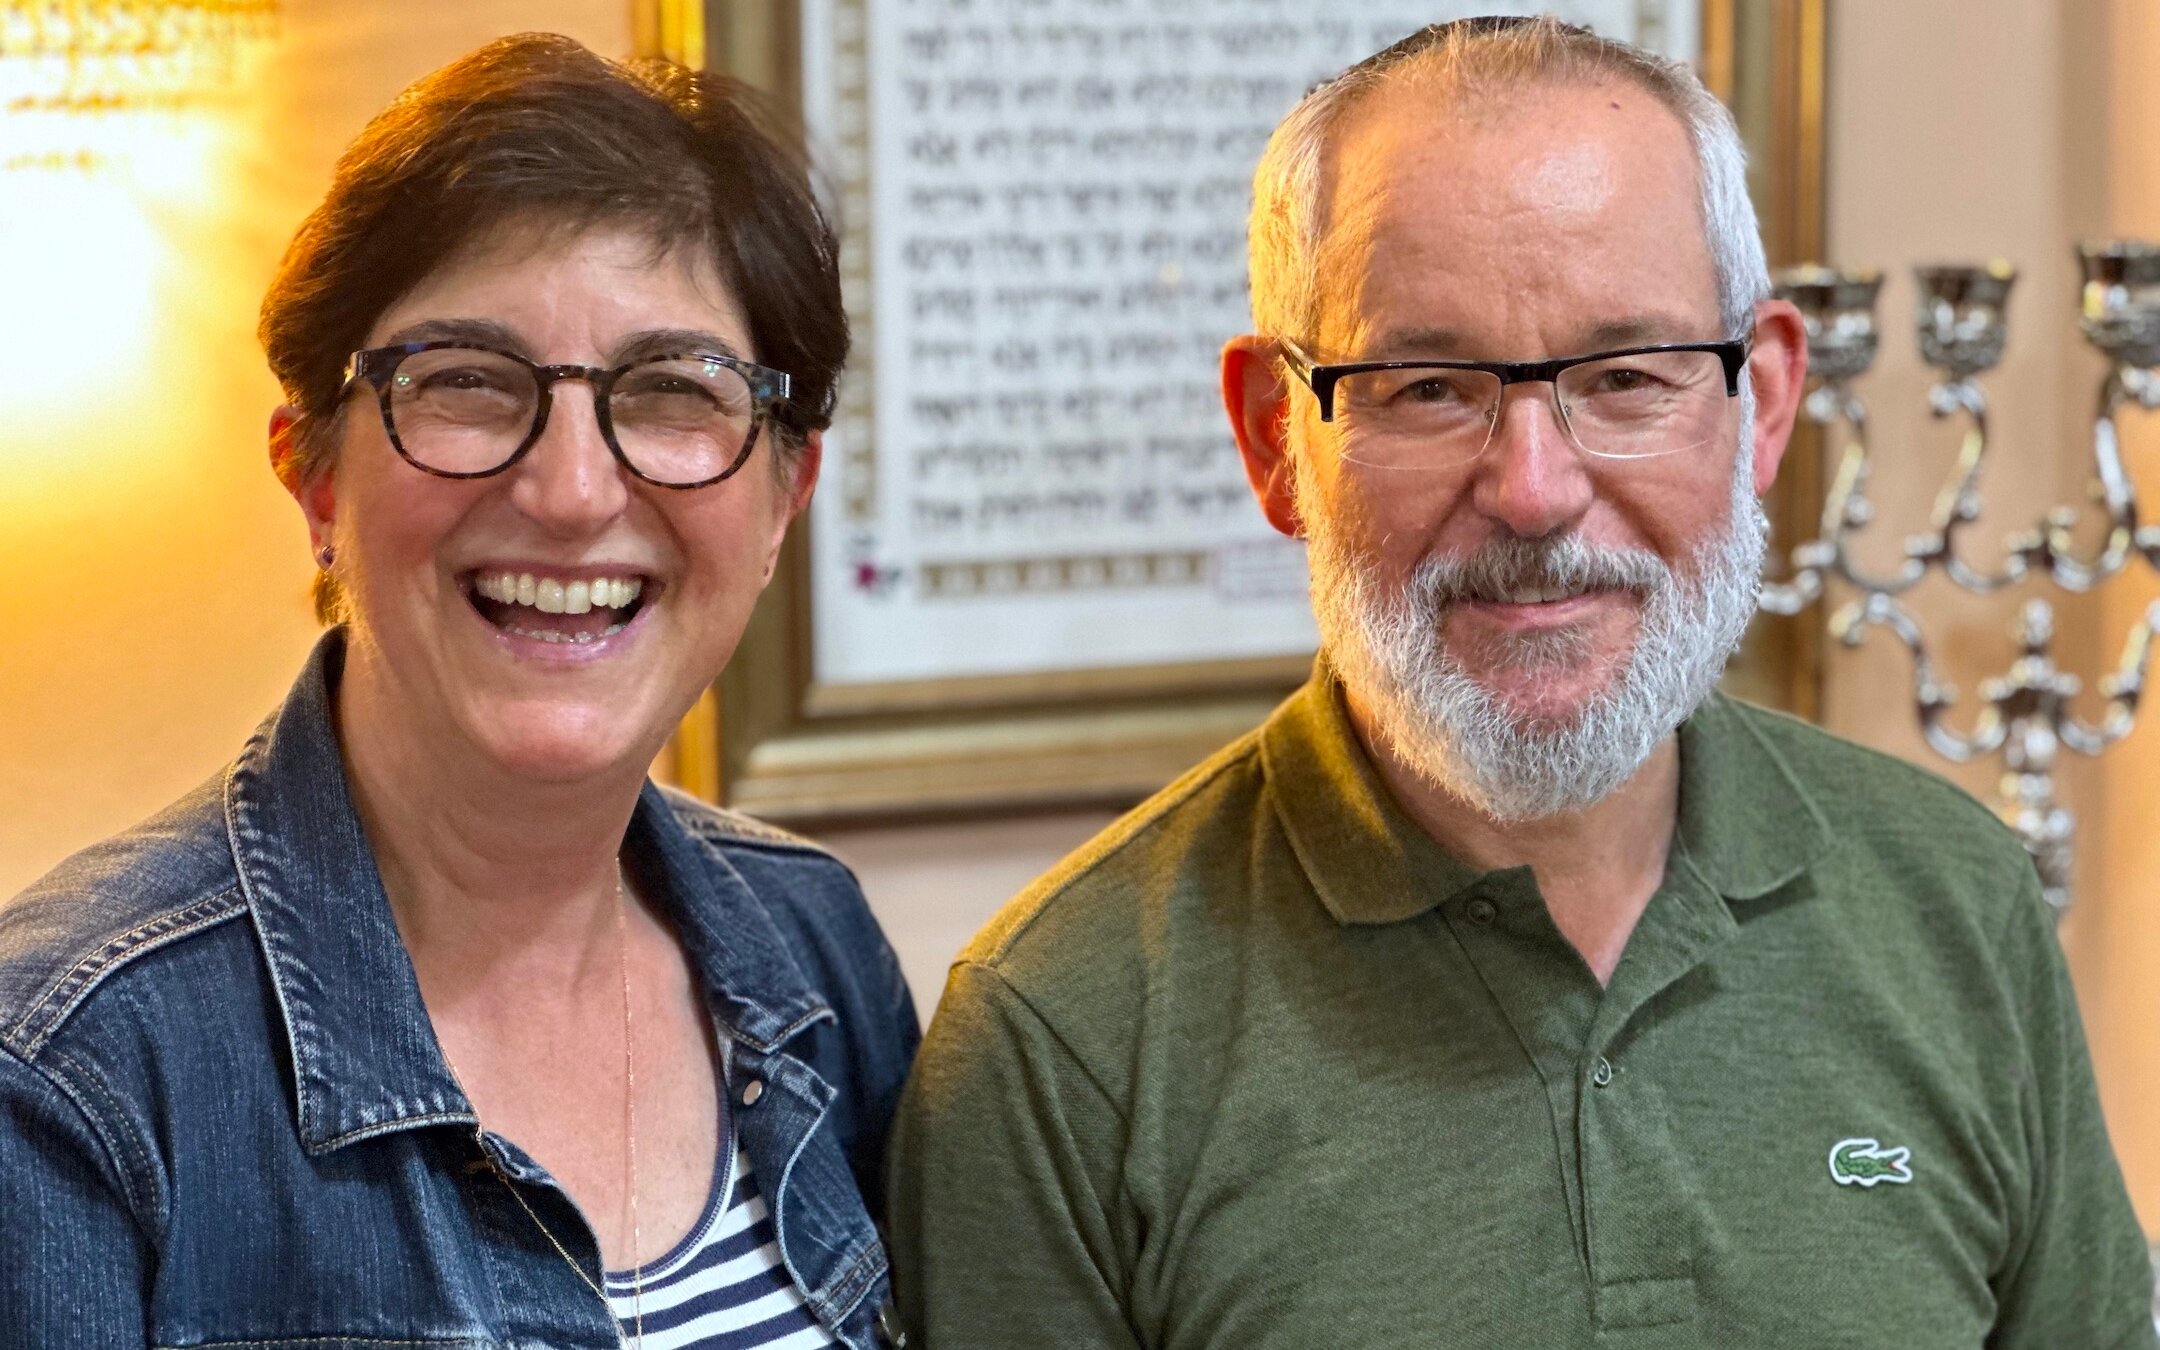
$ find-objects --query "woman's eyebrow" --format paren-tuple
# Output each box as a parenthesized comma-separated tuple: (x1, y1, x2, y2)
(377, 317, 527, 352)
(611, 328, 748, 365)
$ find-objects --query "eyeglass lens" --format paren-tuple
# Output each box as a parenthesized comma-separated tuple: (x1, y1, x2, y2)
(1330, 348, 1732, 469)
(382, 347, 759, 485)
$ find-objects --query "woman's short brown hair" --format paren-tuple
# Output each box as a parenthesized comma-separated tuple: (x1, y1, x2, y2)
(259, 34, 847, 620)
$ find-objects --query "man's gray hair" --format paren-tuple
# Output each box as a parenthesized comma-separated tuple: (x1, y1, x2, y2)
(1248, 16, 1769, 345)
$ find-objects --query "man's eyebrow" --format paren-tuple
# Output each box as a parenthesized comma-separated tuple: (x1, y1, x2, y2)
(1362, 316, 1717, 362)
(612, 328, 749, 366)
(1364, 326, 1468, 359)
(379, 317, 526, 352)
(1576, 316, 1710, 350)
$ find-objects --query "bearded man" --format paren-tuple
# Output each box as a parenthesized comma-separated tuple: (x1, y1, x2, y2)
(885, 18, 2155, 1349)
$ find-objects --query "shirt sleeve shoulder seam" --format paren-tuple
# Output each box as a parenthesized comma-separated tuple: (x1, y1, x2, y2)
(947, 958, 1131, 1128)
(5, 884, 248, 1061)
(0, 1039, 158, 1239)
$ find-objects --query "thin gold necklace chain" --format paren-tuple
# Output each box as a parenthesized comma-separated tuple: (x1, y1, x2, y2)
(452, 872, 642, 1347)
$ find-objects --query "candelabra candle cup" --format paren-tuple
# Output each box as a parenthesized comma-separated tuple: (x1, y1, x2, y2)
(1914, 261, 2017, 381)
(1773, 264, 1884, 383)
(2077, 240, 2160, 369)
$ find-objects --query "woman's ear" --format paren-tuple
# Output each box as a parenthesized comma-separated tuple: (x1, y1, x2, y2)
(1221, 336, 1304, 538)
(783, 429, 822, 521)
(271, 407, 336, 551)
(760, 430, 822, 585)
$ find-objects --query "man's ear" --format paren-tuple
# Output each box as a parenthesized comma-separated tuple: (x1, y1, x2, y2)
(270, 406, 337, 552)
(1745, 298, 1810, 496)
(1221, 335, 1304, 538)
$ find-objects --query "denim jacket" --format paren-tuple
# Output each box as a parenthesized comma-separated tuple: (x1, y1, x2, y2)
(0, 633, 920, 1349)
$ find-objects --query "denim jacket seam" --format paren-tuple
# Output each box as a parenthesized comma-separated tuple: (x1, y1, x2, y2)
(313, 1110, 481, 1154)
(765, 1004, 840, 1053)
(757, 1058, 882, 1331)
(671, 809, 870, 897)
(7, 888, 248, 1059)
(158, 1330, 496, 1339)
(19, 1040, 163, 1238)
(663, 790, 831, 855)
(809, 1235, 887, 1331)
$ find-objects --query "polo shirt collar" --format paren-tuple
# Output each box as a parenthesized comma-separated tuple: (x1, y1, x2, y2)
(1259, 663, 1834, 925)
(1670, 692, 1834, 901)
(1259, 662, 1490, 925)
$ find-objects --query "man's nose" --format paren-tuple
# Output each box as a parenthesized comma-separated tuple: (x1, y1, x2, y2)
(508, 381, 631, 532)
(1468, 383, 1596, 539)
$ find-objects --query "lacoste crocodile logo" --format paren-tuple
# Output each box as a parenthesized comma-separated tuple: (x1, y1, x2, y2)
(1829, 1137, 1913, 1187)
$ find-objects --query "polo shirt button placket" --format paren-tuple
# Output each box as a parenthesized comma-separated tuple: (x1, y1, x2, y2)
(1464, 897, 1498, 927)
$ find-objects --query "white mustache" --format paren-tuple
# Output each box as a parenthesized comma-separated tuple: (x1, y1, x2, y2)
(1412, 535, 1671, 609)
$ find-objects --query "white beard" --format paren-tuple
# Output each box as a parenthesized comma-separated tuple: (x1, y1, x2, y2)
(1302, 389, 1767, 823)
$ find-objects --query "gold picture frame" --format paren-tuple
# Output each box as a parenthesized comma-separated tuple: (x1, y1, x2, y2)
(652, 0, 1828, 821)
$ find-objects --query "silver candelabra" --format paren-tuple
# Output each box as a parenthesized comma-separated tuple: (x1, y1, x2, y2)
(1759, 245, 2160, 918)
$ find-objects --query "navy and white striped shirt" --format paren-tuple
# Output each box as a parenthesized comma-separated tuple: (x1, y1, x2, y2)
(605, 1141, 837, 1349)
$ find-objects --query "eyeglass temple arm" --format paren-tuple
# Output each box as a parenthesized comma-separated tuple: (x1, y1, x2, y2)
(1274, 339, 1342, 421)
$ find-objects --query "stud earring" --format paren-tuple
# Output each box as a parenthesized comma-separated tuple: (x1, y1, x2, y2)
(315, 544, 336, 569)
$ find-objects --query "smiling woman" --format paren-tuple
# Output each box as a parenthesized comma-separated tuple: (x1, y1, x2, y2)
(0, 34, 916, 1350)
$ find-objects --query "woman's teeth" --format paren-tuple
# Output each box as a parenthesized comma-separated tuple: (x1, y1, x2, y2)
(473, 572, 643, 615)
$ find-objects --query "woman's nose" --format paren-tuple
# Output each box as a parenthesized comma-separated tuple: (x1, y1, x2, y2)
(508, 381, 631, 532)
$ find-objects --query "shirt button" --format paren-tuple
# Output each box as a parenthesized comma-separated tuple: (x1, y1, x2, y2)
(1592, 1056, 1614, 1088)
(741, 1078, 764, 1107)
(1465, 897, 1498, 926)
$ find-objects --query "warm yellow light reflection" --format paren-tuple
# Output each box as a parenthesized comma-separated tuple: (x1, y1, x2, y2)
(0, 165, 163, 407)
(0, 2, 278, 123)
(0, 4, 265, 489)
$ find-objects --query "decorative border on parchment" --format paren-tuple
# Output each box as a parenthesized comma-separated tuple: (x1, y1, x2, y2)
(921, 549, 1210, 597)
(832, 0, 878, 525)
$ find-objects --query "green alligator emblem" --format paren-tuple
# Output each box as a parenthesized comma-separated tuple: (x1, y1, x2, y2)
(1829, 1137, 1913, 1187)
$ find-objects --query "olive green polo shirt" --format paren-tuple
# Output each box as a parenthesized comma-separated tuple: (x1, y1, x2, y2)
(887, 671, 2155, 1349)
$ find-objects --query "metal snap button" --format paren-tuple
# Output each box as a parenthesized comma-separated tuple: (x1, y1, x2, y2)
(741, 1078, 764, 1107)
(1592, 1055, 1614, 1088)
(1465, 897, 1498, 926)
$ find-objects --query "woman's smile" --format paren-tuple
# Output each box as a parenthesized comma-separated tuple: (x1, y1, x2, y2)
(462, 565, 659, 656)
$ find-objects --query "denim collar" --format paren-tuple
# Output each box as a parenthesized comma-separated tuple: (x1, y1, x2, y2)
(224, 630, 832, 1155)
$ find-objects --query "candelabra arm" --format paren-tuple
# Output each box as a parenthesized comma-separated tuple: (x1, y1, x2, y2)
(2043, 367, 2142, 590)
(1822, 389, 1873, 535)
(1818, 392, 1929, 595)
(2060, 599, 2160, 753)
(1829, 592, 2003, 762)
(1760, 386, 1863, 614)
(1913, 381, 2031, 593)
